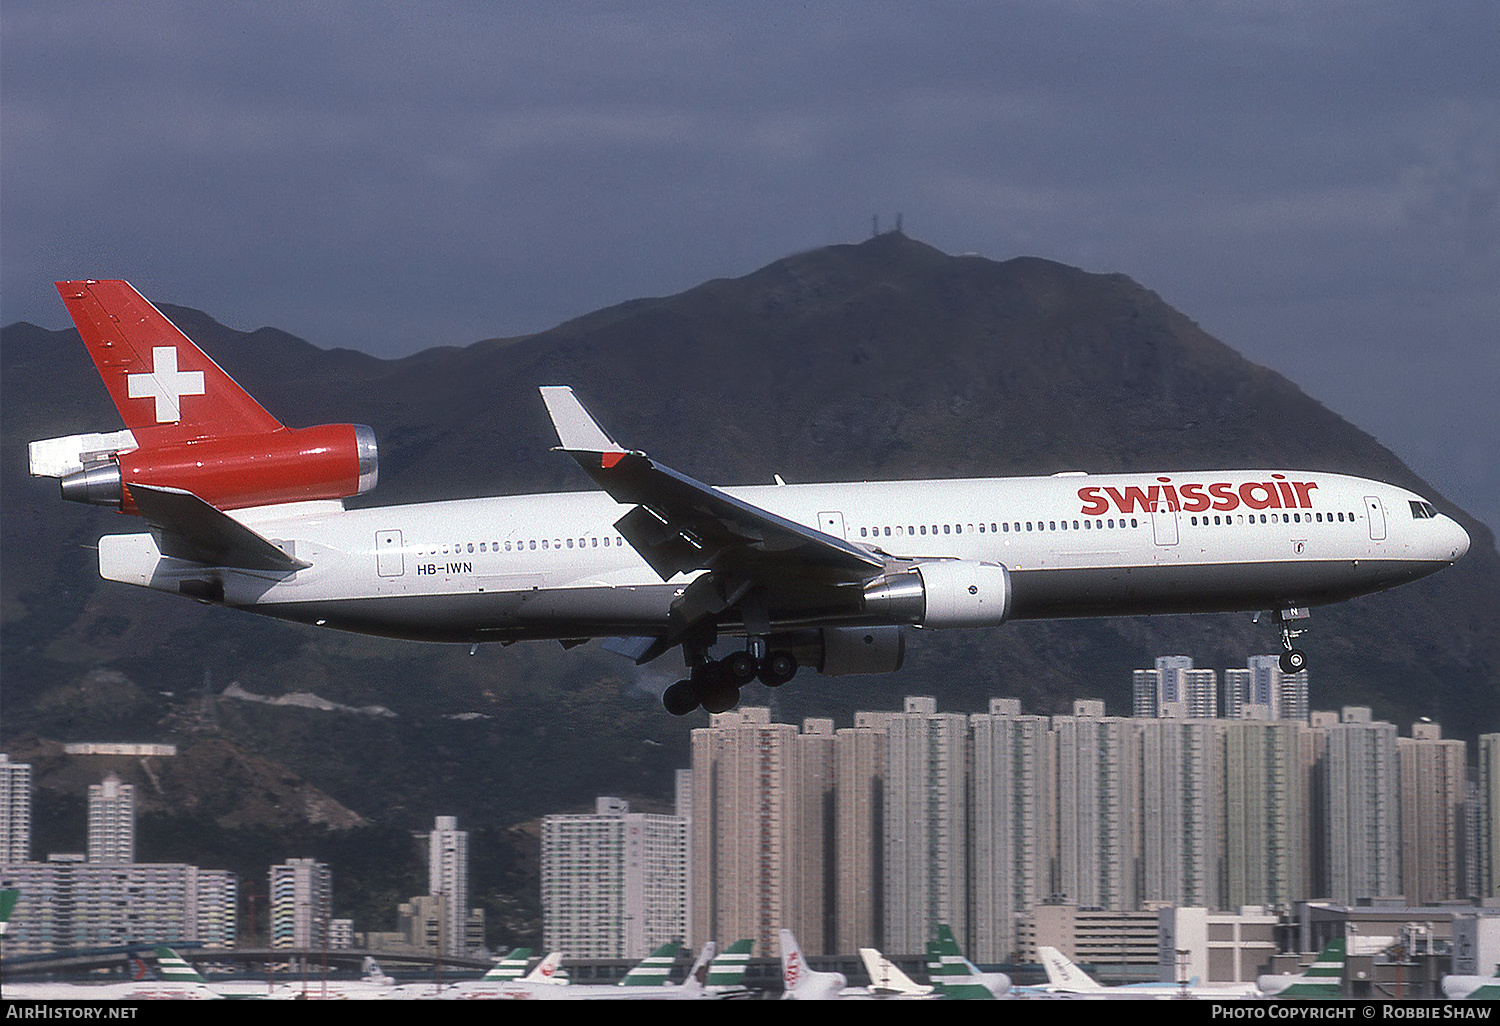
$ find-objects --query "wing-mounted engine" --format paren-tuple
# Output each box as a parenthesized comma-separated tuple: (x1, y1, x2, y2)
(862, 559, 1013, 627)
(814, 625, 906, 676)
(34, 424, 378, 513)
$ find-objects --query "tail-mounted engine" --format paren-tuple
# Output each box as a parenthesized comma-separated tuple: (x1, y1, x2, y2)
(33, 424, 378, 512)
(861, 559, 1013, 628)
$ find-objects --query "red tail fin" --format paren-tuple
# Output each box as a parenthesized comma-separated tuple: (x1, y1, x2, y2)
(49, 280, 377, 513)
(55, 280, 283, 445)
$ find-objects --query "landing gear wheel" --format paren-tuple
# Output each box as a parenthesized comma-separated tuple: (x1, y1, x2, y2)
(1280, 649, 1308, 674)
(692, 660, 742, 714)
(758, 651, 798, 687)
(722, 650, 759, 685)
(699, 682, 741, 714)
(663, 679, 700, 716)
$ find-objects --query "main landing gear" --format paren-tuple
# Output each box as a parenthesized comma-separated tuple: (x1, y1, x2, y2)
(1273, 607, 1310, 675)
(661, 643, 799, 716)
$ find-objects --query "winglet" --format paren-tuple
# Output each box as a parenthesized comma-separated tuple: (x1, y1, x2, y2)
(539, 386, 626, 457)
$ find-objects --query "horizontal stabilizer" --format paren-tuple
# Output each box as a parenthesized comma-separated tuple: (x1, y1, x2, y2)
(129, 484, 309, 571)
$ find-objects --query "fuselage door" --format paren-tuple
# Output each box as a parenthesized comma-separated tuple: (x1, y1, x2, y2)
(1364, 496, 1387, 541)
(376, 530, 405, 577)
(817, 511, 847, 539)
(1151, 509, 1179, 547)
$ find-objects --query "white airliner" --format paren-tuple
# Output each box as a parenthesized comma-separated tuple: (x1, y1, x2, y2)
(493, 942, 721, 1000)
(1037, 945, 1261, 1000)
(32, 281, 1470, 715)
(925, 924, 1012, 999)
(1256, 936, 1347, 999)
(778, 930, 931, 1000)
(1442, 971, 1500, 1001)
(391, 948, 569, 999)
(3, 947, 221, 1000)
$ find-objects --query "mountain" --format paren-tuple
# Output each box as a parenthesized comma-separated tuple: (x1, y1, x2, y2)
(3, 234, 1496, 915)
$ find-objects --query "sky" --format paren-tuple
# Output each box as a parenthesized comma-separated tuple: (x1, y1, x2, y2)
(4, 2, 1497, 536)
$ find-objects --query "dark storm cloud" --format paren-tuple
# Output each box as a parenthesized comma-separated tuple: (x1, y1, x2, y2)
(3, 1, 1496, 532)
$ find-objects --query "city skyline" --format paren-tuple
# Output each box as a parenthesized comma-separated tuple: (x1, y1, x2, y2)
(3, 650, 1497, 965)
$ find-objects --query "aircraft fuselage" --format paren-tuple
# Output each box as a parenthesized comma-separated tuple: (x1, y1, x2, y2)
(99, 469, 1467, 644)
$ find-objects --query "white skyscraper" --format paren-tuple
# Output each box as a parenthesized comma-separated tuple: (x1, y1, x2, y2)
(1134, 656, 1217, 718)
(787, 719, 836, 954)
(970, 698, 1050, 962)
(1482, 734, 1500, 900)
(0, 755, 32, 865)
(691, 707, 796, 957)
(87, 773, 135, 864)
(1225, 655, 1309, 721)
(1397, 721, 1466, 905)
(270, 858, 332, 949)
(1138, 717, 1220, 908)
(541, 797, 688, 959)
(1316, 707, 1401, 904)
(1221, 718, 1309, 908)
(880, 697, 970, 954)
(1051, 700, 1139, 911)
(834, 716, 888, 954)
(429, 815, 470, 957)
(1, 859, 236, 954)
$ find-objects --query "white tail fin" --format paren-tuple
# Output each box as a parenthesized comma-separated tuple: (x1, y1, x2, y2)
(1038, 946, 1105, 991)
(859, 948, 933, 996)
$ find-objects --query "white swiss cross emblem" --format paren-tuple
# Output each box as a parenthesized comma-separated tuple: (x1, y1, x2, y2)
(127, 346, 205, 423)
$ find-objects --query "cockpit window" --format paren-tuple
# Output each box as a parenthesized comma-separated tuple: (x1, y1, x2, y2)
(1409, 500, 1439, 519)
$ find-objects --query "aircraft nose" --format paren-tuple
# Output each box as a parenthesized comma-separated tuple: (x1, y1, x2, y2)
(1443, 516, 1471, 562)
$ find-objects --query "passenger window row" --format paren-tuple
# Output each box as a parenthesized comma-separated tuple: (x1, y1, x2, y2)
(421, 535, 626, 556)
(1188, 511, 1356, 526)
(860, 518, 1140, 539)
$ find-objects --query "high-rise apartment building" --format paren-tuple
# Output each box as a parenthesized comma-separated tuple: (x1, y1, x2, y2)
(1221, 718, 1309, 908)
(540, 797, 688, 959)
(1133, 656, 1218, 718)
(0, 859, 236, 954)
(428, 815, 470, 957)
(786, 719, 836, 953)
(1315, 707, 1401, 904)
(1481, 734, 1500, 899)
(878, 697, 970, 956)
(0, 755, 32, 865)
(270, 858, 332, 949)
(1397, 722, 1466, 904)
(1051, 700, 1139, 911)
(1138, 717, 1221, 908)
(970, 698, 1050, 963)
(667, 688, 1441, 966)
(87, 773, 135, 864)
(833, 716, 887, 953)
(691, 707, 797, 957)
(1224, 655, 1309, 721)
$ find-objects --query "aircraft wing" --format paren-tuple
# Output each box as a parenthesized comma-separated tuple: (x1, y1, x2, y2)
(129, 484, 310, 572)
(540, 386, 882, 584)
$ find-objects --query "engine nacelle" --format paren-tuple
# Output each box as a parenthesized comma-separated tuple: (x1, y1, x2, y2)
(57, 423, 378, 512)
(771, 626, 907, 677)
(862, 560, 1012, 628)
(818, 625, 906, 676)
